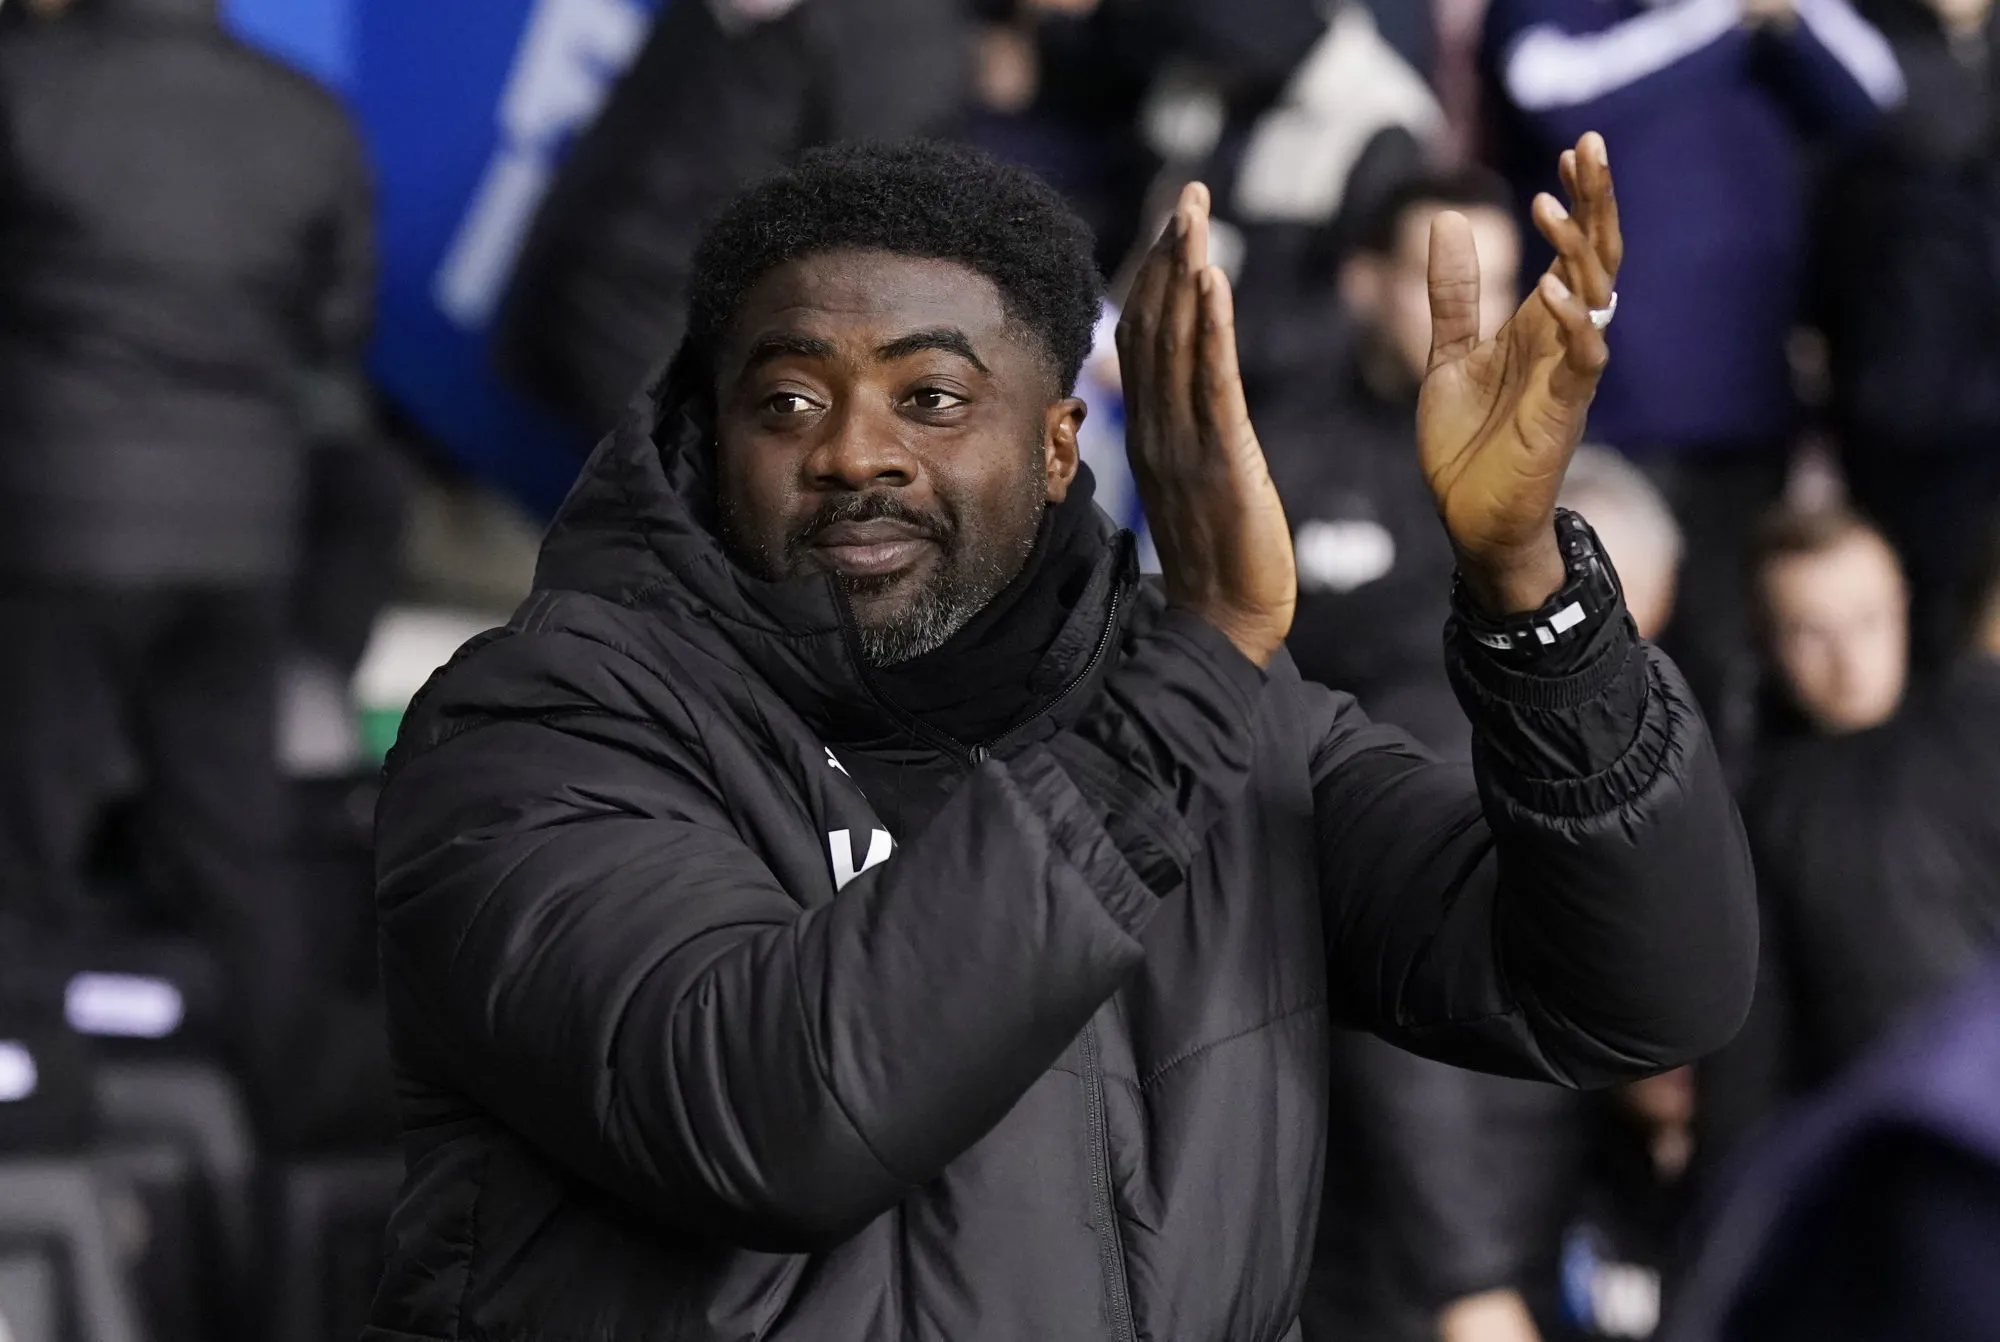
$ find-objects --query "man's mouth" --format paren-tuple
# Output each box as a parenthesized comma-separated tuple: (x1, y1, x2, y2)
(808, 518, 939, 580)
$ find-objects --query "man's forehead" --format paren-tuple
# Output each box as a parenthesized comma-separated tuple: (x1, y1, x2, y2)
(725, 250, 1016, 350)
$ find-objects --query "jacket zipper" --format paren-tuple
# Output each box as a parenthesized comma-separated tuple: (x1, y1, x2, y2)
(1078, 1018, 1137, 1342)
(844, 583, 1136, 1335)
(969, 585, 1123, 765)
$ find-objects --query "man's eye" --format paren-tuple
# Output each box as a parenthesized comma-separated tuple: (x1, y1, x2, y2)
(765, 392, 818, 415)
(908, 389, 967, 412)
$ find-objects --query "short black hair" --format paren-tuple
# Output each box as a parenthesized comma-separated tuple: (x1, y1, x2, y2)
(1351, 167, 1515, 259)
(683, 140, 1103, 397)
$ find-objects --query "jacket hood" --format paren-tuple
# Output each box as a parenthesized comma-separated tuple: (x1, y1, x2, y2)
(532, 354, 1127, 746)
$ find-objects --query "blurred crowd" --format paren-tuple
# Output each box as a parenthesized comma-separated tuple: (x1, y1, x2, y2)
(0, 0, 1997, 1339)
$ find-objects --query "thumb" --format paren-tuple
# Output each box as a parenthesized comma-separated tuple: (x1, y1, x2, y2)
(1427, 210, 1482, 372)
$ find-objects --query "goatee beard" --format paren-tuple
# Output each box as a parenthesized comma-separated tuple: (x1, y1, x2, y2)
(847, 547, 1016, 666)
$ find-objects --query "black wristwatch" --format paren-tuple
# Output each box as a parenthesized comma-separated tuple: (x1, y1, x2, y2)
(1451, 509, 1623, 662)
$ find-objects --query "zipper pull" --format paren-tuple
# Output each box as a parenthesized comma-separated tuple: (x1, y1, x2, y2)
(969, 744, 991, 765)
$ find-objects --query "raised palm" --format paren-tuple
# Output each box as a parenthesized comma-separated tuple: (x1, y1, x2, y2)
(1418, 133, 1624, 598)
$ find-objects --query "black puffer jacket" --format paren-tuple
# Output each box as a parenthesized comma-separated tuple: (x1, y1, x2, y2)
(366, 372, 1757, 1342)
(0, 0, 372, 585)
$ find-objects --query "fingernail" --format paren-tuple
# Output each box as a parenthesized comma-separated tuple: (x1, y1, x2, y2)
(1544, 274, 1573, 302)
(1198, 269, 1214, 295)
(1590, 133, 1609, 167)
(1544, 195, 1569, 221)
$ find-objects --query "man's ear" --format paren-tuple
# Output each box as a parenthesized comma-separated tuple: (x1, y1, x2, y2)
(1340, 254, 1384, 320)
(1044, 397, 1086, 503)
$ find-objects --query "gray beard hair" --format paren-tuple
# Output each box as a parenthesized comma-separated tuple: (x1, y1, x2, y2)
(850, 531, 1028, 666)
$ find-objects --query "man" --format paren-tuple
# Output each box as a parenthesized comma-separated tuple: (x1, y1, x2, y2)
(0, 0, 373, 1139)
(1517, 451, 1698, 1342)
(1754, 507, 1910, 737)
(495, 0, 968, 433)
(1262, 167, 1520, 757)
(1815, 0, 2000, 668)
(1559, 446, 1684, 646)
(1701, 508, 2000, 1164)
(1482, 0, 1903, 764)
(1269, 169, 1545, 1342)
(1307, 446, 1696, 1342)
(369, 137, 1755, 1341)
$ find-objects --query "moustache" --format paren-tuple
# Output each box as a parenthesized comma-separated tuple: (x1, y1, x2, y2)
(786, 491, 954, 556)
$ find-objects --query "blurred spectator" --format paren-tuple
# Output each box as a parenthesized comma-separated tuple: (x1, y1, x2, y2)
(1263, 168, 1517, 755)
(964, 0, 1162, 275)
(1700, 508, 2000, 1166)
(1813, 0, 2000, 669)
(0, 0, 373, 1140)
(1508, 451, 1695, 1342)
(1203, 0, 1447, 407)
(494, 0, 968, 435)
(1667, 958, 2000, 1342)
(1980, 520, 2000, 656)
(1308, 449, 1699, 1342)
(1480, 0, 1905, 765)
(1752, 506, 1908, 737)
(1557, 447, 1685, 646)
(1292, 177, 1542, 1342)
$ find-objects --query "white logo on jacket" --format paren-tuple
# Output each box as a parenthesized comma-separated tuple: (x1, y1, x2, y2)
(828, 829, 895, 891)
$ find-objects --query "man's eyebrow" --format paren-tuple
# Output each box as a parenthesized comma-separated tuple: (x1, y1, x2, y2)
(875, 327, 990, 374)
(738, 332, 837, 377)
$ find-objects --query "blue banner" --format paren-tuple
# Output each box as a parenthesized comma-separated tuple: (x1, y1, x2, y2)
(228, 0, 663, 517)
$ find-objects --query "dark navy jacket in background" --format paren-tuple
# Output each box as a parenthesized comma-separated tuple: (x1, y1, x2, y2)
(1481, 0, 1903, 454)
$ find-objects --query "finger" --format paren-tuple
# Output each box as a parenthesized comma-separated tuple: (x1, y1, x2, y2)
(1196, 266, 1259, 467)
(1116, 198, 1187, 361)
(1184, 180, 1212, 273)
(1536, 272, 1609, 408)
(1158, 184, 1208, 422)
(1427, 210, 1482, 372)
(1575, 132, 1623, 281)
(1532, 192, 1612, 311)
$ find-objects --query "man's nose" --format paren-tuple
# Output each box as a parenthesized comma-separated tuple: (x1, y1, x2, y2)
(805, 402, 917, 490)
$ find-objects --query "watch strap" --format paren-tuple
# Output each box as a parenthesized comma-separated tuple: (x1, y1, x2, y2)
(1452, 510, 1624, 663)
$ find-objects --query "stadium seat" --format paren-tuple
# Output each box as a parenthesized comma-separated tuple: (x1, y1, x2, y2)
(92, 1140, 204, 1342)
(93, 1059, 254, 1309)
(0, 1159, 147, 1342)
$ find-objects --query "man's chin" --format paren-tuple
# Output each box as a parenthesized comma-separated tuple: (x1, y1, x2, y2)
(845, 575, 978, 667)
(843, 580, 927, 635)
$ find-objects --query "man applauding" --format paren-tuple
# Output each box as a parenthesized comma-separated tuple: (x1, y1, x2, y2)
(368, 136, 1754, 1342)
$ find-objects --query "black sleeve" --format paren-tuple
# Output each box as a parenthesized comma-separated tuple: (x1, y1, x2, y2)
(375, 616, 1266, 1252)
(1310, 612, 1761, 1088)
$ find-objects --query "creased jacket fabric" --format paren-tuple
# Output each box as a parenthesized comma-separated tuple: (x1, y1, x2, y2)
(366, 367, 1757, 1342)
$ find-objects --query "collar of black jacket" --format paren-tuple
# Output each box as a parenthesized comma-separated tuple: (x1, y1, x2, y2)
(531, 350, 1134, 750)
